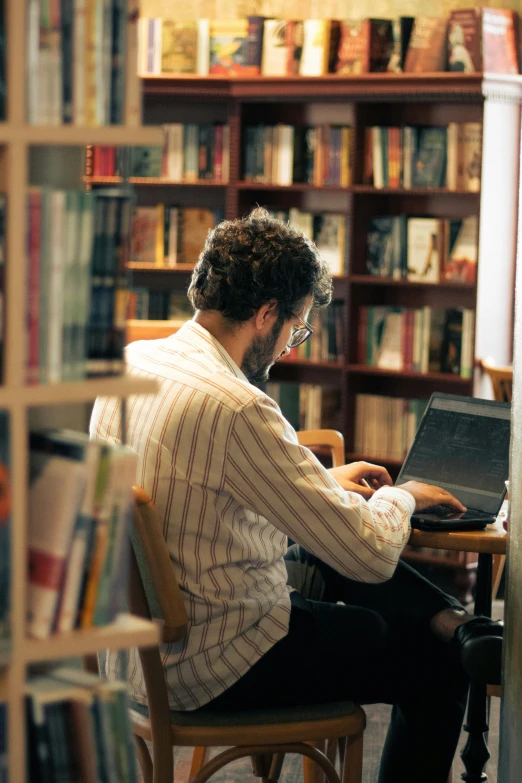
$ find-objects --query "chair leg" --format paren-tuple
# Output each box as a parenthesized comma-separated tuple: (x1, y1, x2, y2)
(492, 554, 505, 601)
(341, 733, 363, 783)
(304, 741, 326, 783)
(250, 752, 285, 782)
(190, 747, 208, 779)
(135, 735, 154, 783)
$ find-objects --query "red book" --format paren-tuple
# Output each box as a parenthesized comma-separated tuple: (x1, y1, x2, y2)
(482, 8, 518, 74)
(336, 19, 370, 74)
(447, 9, 481, 73)
(285, 20, 304, 75)
(92, 146, 102, 176)
(213, 124, 223, 182)
(358, 307, 368, 364)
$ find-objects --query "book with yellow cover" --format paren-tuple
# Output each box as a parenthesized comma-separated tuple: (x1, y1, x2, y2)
(161, 19, 198, 74)
(209, 19, 251, 75)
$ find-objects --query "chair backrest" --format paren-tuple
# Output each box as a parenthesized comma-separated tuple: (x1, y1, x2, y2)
(296, 429, 345, 468)
(481, 359, 513, 403)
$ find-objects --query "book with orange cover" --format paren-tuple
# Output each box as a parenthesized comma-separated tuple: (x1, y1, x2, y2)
(404, 16, 448, 73)
(482, 8, 518, 74)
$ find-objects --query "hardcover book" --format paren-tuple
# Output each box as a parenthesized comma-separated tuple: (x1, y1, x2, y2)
(406, 217, 442, 283)
(246, 15, 265, 74)
(482, 8, 518, 74)
(404, 16, 448, 73)
(160, 20, 198, 74)
(209, 19, 250, 75)
(447, 9, 481, 73)
(387, 17, 415, 72)
(286, 20, 304, 74)
(129, 146, 162, 177)
(336, 19, 370, 74)
(412, 127, 447, 188)
(458, 122, 482, 191)
(366, 216, 405, 278)
(299, 19, 340, 76)
(262, 19, 289, 75)
(444, 216, 478, 283)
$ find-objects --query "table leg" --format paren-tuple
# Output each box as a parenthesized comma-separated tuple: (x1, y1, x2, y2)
(460, 553, 493, 782)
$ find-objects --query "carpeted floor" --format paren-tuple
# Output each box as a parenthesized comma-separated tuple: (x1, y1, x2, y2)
(138, 600, 503, 783)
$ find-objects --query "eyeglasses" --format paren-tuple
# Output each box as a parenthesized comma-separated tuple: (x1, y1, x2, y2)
(287, 314, 313, 349)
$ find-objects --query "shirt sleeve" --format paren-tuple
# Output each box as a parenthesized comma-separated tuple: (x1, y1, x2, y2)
(224, 393, 415, 583)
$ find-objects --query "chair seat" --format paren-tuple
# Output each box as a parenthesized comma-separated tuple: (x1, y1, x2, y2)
(130, 699, 358, 726)
(130, 699, 366, 747)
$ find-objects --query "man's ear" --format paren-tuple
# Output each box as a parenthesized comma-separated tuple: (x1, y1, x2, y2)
(254, 300, 279, 331)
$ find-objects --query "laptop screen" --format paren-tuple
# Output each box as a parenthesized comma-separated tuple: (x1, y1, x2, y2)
(397, 394, 511, 514)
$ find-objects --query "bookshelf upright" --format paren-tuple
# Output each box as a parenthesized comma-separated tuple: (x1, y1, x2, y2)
(1, 0, 165, 779)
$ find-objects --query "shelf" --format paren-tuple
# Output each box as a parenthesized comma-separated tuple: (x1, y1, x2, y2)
(345, 365, 472, 383)
(19, 124, 163, 146)
(21, 376, 158, 406)
(237, 182, 350, 192)
(142, 73, 484, 101)
(277, 359, 344, 369)
(24, 615, 160, 663)
(128, 261, 195, 272)
(348, 275, 476, 289)
(85, 176, 227, 187)
(352, 185, 480, 196)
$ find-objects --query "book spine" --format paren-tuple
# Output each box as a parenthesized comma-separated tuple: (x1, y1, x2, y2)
(246, 15, 264, 75)
(47, 191, 66, 383)
(124, 0, 142, 125)
(110, 0, 127, 124)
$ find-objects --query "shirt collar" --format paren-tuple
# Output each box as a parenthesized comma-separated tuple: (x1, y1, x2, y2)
(178, 321, 249, 382)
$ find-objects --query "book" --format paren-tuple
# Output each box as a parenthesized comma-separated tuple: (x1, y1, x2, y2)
(129, 145, 162, 177)
(366, 216, 405, 278)
(457, 122, 482, 191)
(482, 8, 518, 74)
(313, 214, 346, 276)
(406, 217, 442, 283)
(387, 17, 415, 72)
(286, 20, 304, 74)
(447, 9, 481, 73)
(160, 19, 197, 74)
(443, 216, 478, 283)
(404, 16, 448, 73)
(440, 308, 465, 375)
(299, 19, 340, 76)
(179, 208, 220, 266)
(130, 207, 158, 265)
(262, 19, 290, 76)
(246, 15, 265, 75)
(27, 450, 86, 638)
(0, 412, 9, 655)
(209, 19, 250, 75)
(412, 127, 447, 188)
(336, 19, 370, 74)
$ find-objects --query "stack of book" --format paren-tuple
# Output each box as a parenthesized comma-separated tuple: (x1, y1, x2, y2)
(130, 205, 224, 268)
(269, 208, 347, 276)
(87, 124, 231, 182)
(354, 394, 427, 461)
(127, 290, 192, 322)
(279, 302, 344, 363)
(26, 187, 132, 383)
(366, 215, 478, 283)
(27, 430, 138, 639)
(26, 668, 137, 782)
(264, 383, 341, 432)
(364, 123, 482, 191)
(26, 0, 138, 125)
(358, 305, 475, 378)
(138, 10, 522, 77)
(243, 124, 351, 187)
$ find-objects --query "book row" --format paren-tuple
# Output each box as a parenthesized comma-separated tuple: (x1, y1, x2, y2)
(0, 705, 5, 783)
(278, 302, 344, 363)
(27, 0, 136, 125)
(26, 667, 137, 782)
(87, 123, 231, 182)
(364, 123, 482, 191)
(128, 290, 193, 322)
(26, 187, 131, 384)
(269, 208, 347, 277)
(358, 306, 475, 378)
(130, 205, 223, 268)
(263, 382, 341, 433)
(244, 124, 351, 187)
(354, 394, 427, 461)
(27, 429, 137, 639)
(138, 10, 522, 78)
(366, 215, 478, 284)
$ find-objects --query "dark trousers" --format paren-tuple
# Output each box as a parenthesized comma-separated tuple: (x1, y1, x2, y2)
(203, 546, 470, 783)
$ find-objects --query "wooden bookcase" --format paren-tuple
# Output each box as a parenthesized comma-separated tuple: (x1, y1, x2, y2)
(0, 1, 166, 780)
(86, 72, 520, 600)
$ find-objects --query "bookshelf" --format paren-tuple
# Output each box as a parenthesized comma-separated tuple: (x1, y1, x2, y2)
(1, 0, 165, 779)
(86, 72, 520, 600)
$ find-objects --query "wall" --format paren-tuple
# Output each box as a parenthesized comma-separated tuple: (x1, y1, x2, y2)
(141, 0, 522, 21)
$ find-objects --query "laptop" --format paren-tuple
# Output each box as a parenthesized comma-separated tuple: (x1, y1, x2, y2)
(395, 392, 511, 531)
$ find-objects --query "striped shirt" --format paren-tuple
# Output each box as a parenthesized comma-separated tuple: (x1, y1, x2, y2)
(90, 321, 415, 710)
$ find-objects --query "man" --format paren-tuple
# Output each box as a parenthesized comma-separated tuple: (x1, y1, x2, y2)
(91, 208, 502, 783)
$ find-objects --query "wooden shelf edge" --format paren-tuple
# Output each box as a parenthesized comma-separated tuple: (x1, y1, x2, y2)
(20, 124, 163, 146)
(85, 176, 228, 187)
(345, 365, 473, 383)
(21, 376, 158, 405)
(128, 261, 195, 271)
(276, 360, 345, 369)
(352, 185, 480, 196)
(23, 615, 160, 663)
(348, 275, 476, 289)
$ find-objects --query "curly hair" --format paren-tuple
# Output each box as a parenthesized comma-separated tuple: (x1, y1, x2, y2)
(187, 207, 333, 324)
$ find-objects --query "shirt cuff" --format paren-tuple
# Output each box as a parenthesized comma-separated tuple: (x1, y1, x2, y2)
(370, 485, 416, 518)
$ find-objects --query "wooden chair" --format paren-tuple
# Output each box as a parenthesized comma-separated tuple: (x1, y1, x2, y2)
(129, 483, 366, 783)
(480, 358, 513, 403)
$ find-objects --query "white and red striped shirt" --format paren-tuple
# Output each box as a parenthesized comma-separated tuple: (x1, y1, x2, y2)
(90, 321, 415, 710)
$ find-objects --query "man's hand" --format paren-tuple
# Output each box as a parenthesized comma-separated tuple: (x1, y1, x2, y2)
(329, 461, 393, 500)
(397, 481, 467, 513)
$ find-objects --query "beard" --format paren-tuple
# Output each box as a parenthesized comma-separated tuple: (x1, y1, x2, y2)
(241, 318, 284, 385)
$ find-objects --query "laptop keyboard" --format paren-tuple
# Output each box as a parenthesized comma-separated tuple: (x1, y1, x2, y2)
(421, 504, 457, 516)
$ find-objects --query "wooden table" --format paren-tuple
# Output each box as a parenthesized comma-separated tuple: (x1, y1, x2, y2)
(409, 520, 507, 783)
